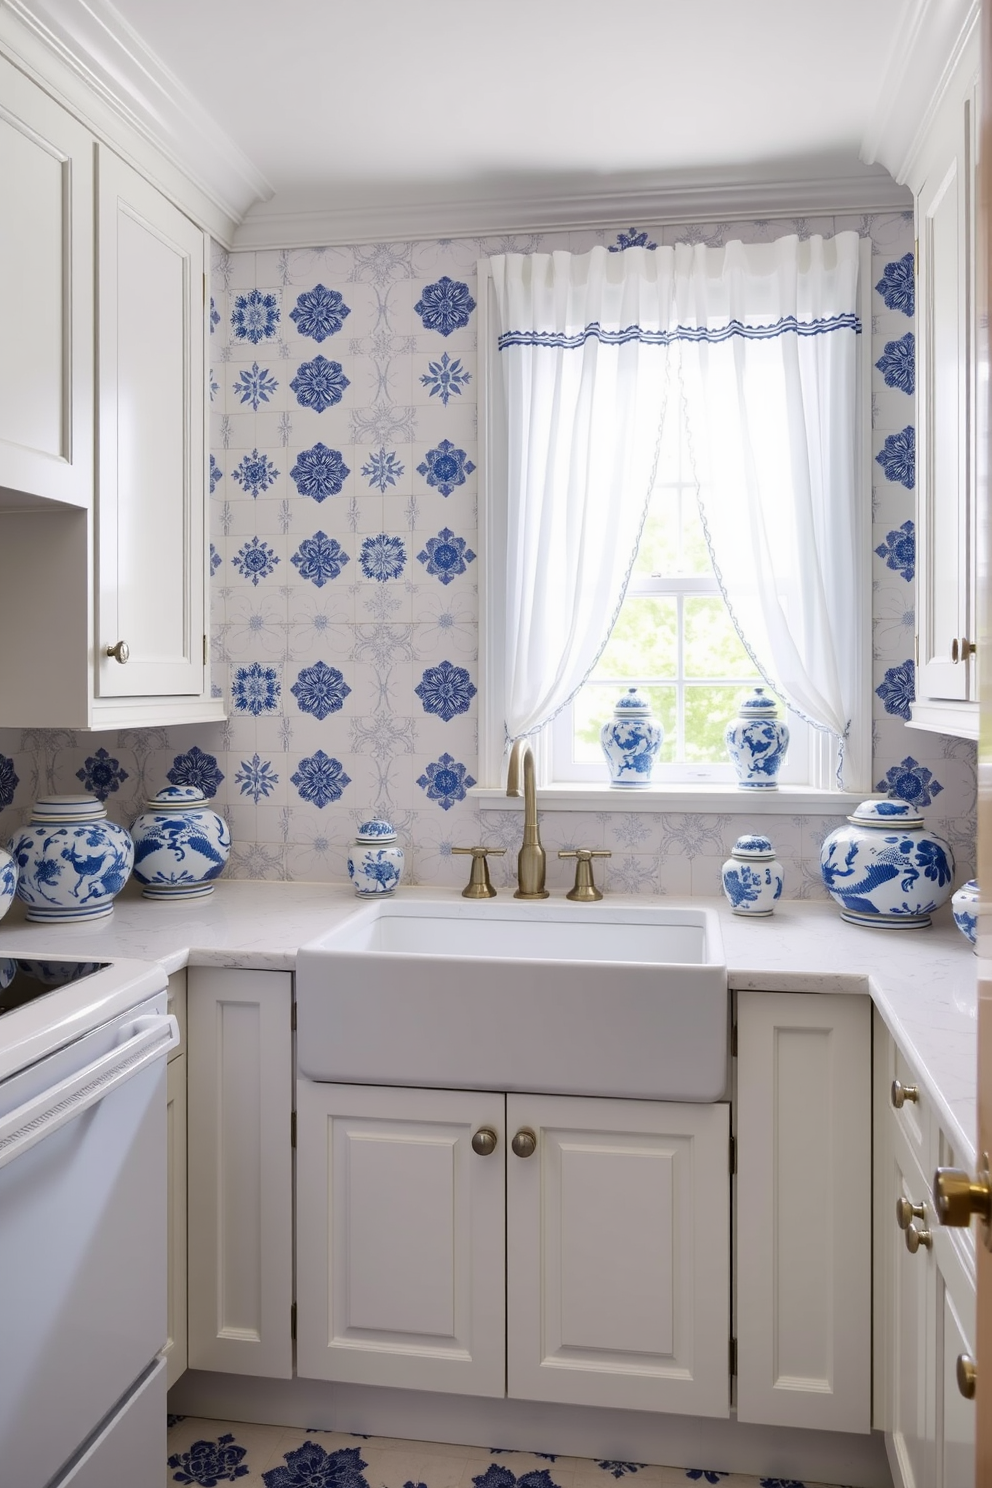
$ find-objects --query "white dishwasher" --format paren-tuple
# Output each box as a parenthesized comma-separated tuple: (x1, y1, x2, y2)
(0, 955, 176, 1488)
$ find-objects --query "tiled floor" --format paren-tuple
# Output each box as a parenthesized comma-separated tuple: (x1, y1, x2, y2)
(165, 1416, 851, 1488)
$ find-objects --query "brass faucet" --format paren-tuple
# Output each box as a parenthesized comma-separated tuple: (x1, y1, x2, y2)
(506, 737, 549, 899)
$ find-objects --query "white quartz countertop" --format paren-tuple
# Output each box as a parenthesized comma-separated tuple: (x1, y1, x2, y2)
(0, 880, 979, 1166)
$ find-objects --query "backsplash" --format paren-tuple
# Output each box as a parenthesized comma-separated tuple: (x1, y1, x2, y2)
(0, 214, 977, 897)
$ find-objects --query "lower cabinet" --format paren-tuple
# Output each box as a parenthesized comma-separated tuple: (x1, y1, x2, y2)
(165, 970, 187, 1389)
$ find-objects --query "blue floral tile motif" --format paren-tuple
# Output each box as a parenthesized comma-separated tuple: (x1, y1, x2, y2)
(876, 658, 916, 720)
(472, 1467, 560, 1488)
(291, 749, 351, 808)
(168, 746, 224, 798)
(877, 755, 943, 808)
(168, 1430, 249, 1484)
(235, 753, 279, 803)
(232, 289, 280, 345)
(290, 442, 350, 501)
(360, 533, 406, 581)
(684, 1474, 728, 1484)
(875, 251, 915, 316)
(875, 518, 915, 581)
(233, 362, 278, 410)
(758, 1480, 806, 1488)
(290, 284, 351, 342)
(75, 747, 128, 801)
(421, 351, 471, 406)
(417, 439, 476, 496)
(417, 751, 476, 810)
(414, 276, 477, 336)
(875, 425, 915, 489)
(232, 449, 279, 497)
(596, 1465, 646, 1479)
(210, 370, 219, 401)
(232, 662, 281, 716)
(290, 355, 350, 413)
(361, 448, 405, 492)
(417, 527, 476, 584)
(608, 228, 658, 251)
(415, 660, 477, 721)
(875, 330, 915, 394)
(291, 660, 352, 719)
(263, 1442, 369, 1488)
(210, 542, 222, 576)
(209, 455, 223, 494)
(0, 755, 16, 810)
(292, 531, 350, 586)
(232, 537, 280, 586)
(210, 298, 220, 333)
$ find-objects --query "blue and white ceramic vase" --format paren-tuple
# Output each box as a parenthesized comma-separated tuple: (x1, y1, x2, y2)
(721, 834, 784, 916)
(600, 687, 664, 788)
(347, 819, 405, 896)
(952, 878, 979, 947)
(0, 844, 16, 925)
(725, 686, 789, 790)
(819, 800, 955, 929)
(9, 794, 134, 923)
(131, 786, 231, 900)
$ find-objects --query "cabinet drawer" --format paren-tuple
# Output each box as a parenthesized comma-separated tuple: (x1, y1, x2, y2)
(885, 1034, 930, 1167)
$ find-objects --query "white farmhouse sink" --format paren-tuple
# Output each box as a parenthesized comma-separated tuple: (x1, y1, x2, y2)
(297, 898, 727, 1102)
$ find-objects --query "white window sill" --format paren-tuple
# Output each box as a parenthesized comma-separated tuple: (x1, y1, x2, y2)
(469, 785, 872, 815)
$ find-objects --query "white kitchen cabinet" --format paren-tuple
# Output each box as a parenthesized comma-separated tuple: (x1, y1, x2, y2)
(735, 992, 872, 1434)
(165, 1051, 187, 1389)
(187, 968, 294, 1379)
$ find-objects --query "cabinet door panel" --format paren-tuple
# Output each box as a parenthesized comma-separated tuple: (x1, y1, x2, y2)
(940, 1282, 976, 1487)
(297, 1082, 506, 1397)
(507, 1092, 730, 1417)
(887, 1148, 933, 1488)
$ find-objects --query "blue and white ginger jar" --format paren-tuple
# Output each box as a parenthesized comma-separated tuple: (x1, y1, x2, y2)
(0, 844, 16, 925)
(347, 819, 405, 896)
(725, 686, 789, 790)
(721, 834, 784, 916)
(131, 786, 231, 899)
(951, 879, 979, 947)
(819, 800, 954, 929)
(600, 687, 664, 788)
(9, 794, 134, 923)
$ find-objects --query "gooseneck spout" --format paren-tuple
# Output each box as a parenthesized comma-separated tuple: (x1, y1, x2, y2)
(506, 737, 549, 899)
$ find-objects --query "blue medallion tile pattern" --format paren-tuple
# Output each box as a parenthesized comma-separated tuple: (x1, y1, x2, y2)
(292, 532, 350, 586)
(877, 755, 944, 808)
(209, 297, 220, 333)
(290, 442, 351, 500)
(684, 1474, 728, 1484)
(232, 289, 280, 345)
(414, 276, 477, 336)
(209, 455, 223, 494)
(168, 1430, 249, 1484)
(232, 662, 281, 716)
(362, 447, 405, 492)
(876, 658, 916, 720)
(167, 746, 224, 798)
(290, 284, 351, 342)
(415, 660, 477, 721)
(417, 527, 476, 584)
(758, 1480, 807, 1487)
(291, 661, 351, 719)
(596, 1464, 645, 1478)
(875, 425, 916, 489)
(875, 331, 915, 394)
(417, 752, 476, 810)
(417, 439, 476, 496)
(232, 537, 279, 585)
(472, 1467, 559, 1488)
(263, 1442, 369, 1488)
(421, 351, 471, 406)
(75, 747, 128, 801)
(210, 542, 222, 576)
(875, 519, 915, 581)
(360, 533, 407, 581)
(232, 449, 279, 497)
(608, 228, 658, 251)
(291, 750, 351, 807)
(875, 251, 915, 316)
(210, 370, 219, 401)
(291, 355, 351, 412)
(235, 753, 279, 803)
(0, 755, 18, 810)
(233, 362, 278, 410)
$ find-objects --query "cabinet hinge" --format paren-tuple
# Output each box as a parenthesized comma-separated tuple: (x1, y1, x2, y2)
(291, 1110, 297, 1148)
(730, 1022, 738, 1058)
(291, 1301, 297, 1341)
(291, 1000, 297, 1031)
(729, 1134, 737, 1176)
(729, 1337, 737, 1376)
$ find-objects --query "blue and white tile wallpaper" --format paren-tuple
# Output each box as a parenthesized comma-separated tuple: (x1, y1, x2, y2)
(0, 213, 977, 896)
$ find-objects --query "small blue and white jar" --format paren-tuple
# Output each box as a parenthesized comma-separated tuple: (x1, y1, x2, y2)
(725, 687, 789, 790)
(131, 786, 231, 900)
(9, 794, 134, 923)
(721, 834, 784, 916)
(600, 687, 664, 788)
(347, 819, 405, 896)
(0, 844, 16, 925)
(819, 800, 955, 929)
(951, 879, 979, 947)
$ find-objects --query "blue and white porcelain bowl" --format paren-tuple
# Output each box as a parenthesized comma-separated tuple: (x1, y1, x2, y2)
(131, 786, 231, 899)
(9, 794, 134, 923)
(0, 844, 16, 925)
(951, 878, 979, 947)
(347, 819, 405, 896)
(819, 800, 955, 929)
(721, 834, 784, 916)
(725, 686, 790, 790)
(600, 687, 664, 788)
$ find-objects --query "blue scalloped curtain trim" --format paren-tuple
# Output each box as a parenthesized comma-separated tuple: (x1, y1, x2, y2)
(498, 312, 861, 352)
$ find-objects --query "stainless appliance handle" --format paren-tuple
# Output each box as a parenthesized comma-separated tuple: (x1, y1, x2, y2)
(0, 1013, 179, 1172)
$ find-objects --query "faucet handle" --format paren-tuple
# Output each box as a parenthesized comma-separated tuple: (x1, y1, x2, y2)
(558, 848, 611, 903)
(452, 846, 506, 899)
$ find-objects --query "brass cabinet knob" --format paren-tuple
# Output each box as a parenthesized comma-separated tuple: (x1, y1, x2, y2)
(105, 640, 130, 664)
(471, 1127, 497, 1156)
(933, 1159, 992, 1228)
(905, 1221, 932, 1253)
(957, 1353, 977, 1400)
(511, 1128, 537, 1158)
(896, 1196, 926, 1230)
(891, 1080, 919, 1109)
(452, 846, 506, 899)
(951, 637, 977, 663)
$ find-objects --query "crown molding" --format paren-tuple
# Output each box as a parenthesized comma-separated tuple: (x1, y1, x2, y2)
(232, 166, 912, 252)
(861, 0, 979, 186)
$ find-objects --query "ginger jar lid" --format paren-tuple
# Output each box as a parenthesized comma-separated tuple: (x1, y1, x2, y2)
(355, 818, 397, 843)
(30, 793, 107, 823)
(613, 687, 651, 715)
(737, 686, 779, 718)
(731, 833, 776, 860)
(145, 785, 208, 812)
(848, 798, 925, 830)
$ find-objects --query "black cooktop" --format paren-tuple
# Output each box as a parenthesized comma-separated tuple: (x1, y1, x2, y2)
(0, 959, 110, 1017)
